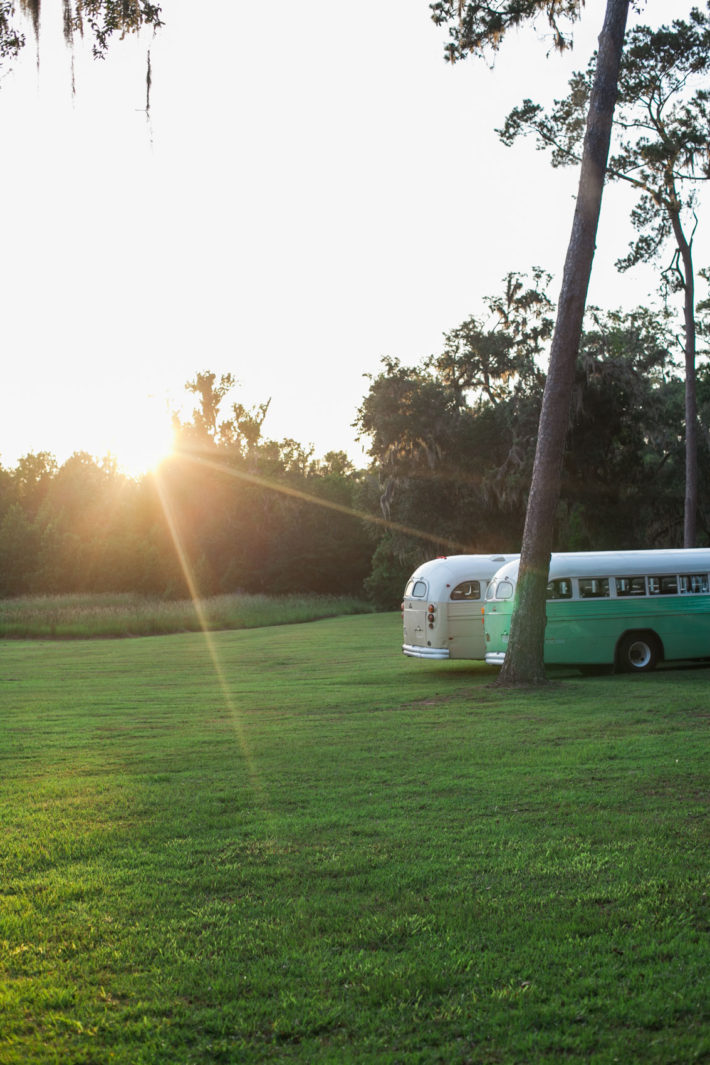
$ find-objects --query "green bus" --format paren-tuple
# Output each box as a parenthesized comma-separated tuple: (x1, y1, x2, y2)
(484, 549, 710, 673)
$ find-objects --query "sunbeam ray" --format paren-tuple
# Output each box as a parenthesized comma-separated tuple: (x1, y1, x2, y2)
(171, 447, 472, 555)
(152, 468, 269, 808)
(149, 444, 476, 818)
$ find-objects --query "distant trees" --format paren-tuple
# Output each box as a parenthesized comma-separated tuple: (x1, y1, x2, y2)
(2, 311, 708, 606)
(0, 373, 373, 600)
(164, 371, 373, 597)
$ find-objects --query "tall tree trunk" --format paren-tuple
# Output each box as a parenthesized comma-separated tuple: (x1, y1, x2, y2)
(496, 0, 629, 687)
(667, 207, 698, 547)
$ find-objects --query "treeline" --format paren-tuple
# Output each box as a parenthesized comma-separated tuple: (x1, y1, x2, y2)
(0, 376, 377, 601)
(2, 284, 709, 608)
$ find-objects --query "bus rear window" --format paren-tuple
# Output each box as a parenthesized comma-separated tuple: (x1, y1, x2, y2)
(405, 579, 428, 598)
(450, 581, 481, 601)
(616, 576, 646, 597)
(546, 579, 572, 600)
(487, 578, 514, 600)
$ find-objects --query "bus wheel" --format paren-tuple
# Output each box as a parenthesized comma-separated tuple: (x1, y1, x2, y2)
(617, 632, 660, 673)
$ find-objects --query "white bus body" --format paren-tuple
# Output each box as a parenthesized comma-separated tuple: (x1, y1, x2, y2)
(484, 548, 710, 672)
(402, 554, 518, 660)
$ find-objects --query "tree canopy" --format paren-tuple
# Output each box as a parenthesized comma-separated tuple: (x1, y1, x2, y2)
(354, 280, 709, 607)
(430, 0, 583, 58)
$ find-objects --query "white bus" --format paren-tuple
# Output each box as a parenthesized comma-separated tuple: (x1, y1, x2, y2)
(484, 549, 710, 672)
(402, 554, 518, 660)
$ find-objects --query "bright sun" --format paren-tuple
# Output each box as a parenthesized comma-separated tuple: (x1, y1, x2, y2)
(116, 421, 175, 478)
(101, 394, 175, 478)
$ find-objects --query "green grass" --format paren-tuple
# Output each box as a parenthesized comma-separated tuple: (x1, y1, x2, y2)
(1, 613, 709, 1063)
(0, 592, 374, 639)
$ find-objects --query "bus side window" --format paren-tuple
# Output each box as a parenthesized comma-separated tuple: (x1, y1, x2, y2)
(450, 581, 481, 601)
(679, 574, 710, 594)
(649, 576, 678, 595)
(546, 579, 572, 600)
(616, 576, 647, 597)
(578, 578, 610, 598)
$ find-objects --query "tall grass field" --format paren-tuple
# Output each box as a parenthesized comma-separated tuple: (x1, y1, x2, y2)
(0, 592, 373, 640)
(1, 612, 709, 1063)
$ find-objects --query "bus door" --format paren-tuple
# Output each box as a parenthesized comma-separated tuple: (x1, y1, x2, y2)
(402, 577, 431, 653)
(447, 579, 485, 659)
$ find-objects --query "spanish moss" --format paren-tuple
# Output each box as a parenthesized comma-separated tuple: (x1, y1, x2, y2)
(19, 0, 40, 39)
(2, 0, 161, 82)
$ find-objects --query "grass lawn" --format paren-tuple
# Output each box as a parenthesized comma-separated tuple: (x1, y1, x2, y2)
(1, 612, 709, 1063)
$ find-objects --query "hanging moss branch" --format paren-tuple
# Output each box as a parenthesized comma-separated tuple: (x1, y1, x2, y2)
(71, 0, 163, 59)
(1, 0, 162, 73)
(0, 1, 24, 63)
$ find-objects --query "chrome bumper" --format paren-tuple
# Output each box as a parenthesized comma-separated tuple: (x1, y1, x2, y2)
(484, 652, 505, 666)
(403, 644, 450, 660)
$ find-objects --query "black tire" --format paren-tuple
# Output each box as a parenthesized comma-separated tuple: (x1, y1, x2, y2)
(617, 632, 660, 673)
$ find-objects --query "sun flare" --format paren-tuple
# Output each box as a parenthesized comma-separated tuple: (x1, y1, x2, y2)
(103, 394, 175, 478)
(118, 425, 174, 477)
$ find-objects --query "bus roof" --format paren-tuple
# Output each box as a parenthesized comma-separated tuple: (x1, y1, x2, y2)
(490, 549, 710, 584)
(407, 554, 518, 594)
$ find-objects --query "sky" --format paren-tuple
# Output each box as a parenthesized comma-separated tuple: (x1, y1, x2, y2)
(0, 0, 702, 475)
